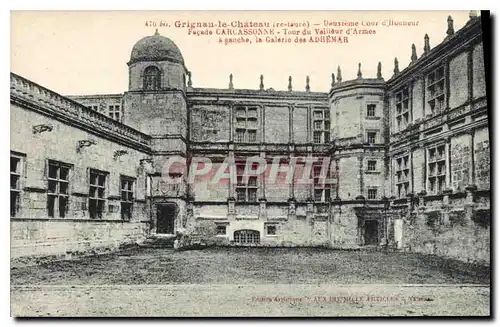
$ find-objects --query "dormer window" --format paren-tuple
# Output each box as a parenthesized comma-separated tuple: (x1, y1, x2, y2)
(143, 66, 161, 90)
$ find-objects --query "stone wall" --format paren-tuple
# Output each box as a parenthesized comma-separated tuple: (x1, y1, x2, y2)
(403, 219, 490, 265)
(11, 220, 148, 260)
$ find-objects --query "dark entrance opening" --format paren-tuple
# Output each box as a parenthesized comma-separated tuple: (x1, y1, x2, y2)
(364, 220, 379, 245)
(156, 203, 176, 234)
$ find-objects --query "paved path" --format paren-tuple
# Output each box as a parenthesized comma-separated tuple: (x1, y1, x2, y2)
(11, 284, 490, 317)
(11, 248, 491, 317)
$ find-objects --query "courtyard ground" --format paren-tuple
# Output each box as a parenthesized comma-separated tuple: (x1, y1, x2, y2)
(10, 247, 491, 317)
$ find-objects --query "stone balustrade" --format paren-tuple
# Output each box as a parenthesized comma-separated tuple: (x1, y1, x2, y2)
(10, 73, 151, 147)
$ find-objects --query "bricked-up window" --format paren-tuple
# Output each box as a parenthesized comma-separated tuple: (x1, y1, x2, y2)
(428, 144, 446, 194)
(216, 225, 227, 235)
(143, 66, 161, 90)
(367, 160, 377, 171)
(235, 162, 258, 202)
(312, 109, 330, 144)
(367, 188, 378, 200)
(266, 225, 276, 235)
(366, 131, 377, 144)
(234, 230, 260, 244)
(395, 87, 410, 131)
(47, 161, 71, 218)
(427, 66, 446, 114)
(11, 153, 24, 217)
(120, 176, 134, 220)
(108, 105, 121, 121)
(89, 169, 108, 219)
(366, 104, 376, 117)
(395, 155, 410, 198)
(313, 161, 331, 202)
(234, 106, 258, 143)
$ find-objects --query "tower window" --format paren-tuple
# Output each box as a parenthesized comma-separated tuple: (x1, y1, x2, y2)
(367, 188, 378, 200)
(366, 104, 376, 117)
(367, 160, 377, 171)
(143, 66, 161, 90)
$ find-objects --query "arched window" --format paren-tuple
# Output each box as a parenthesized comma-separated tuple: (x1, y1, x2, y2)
(233, 230, 260, 244)
(143, 66, 161, 90)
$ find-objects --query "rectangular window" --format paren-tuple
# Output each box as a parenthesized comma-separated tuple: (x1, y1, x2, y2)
(236, 129, 245, 143)
(394, 86, 410, 131)
(247, 130, 257, 143)
(120, 176, 134, 220)
(312, 109, 329, 144)
(367, 160, 377, 171)
(216, 225, 227, 235)
(234, 106, 258, 143)
(427, 144, 446, 195)
(427, 66, 446, 114)
(89, 169, 108, 219)
(366, 104, 376, 117)
(312, 159, 332, 202)
(11, 154, 24, 217)
(235, 161, 258, 202)
(108, 105, 121, 121)
(266, 225, 276, 235)
(47, 161, 71, 218)
(395, 155, 410, 198)
(367, 188, 378, 200)
(367, 132, 377, 144)
(313, 131, 322, 144)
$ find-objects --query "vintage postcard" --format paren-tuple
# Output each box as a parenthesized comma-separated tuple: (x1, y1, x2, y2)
(10, 10, 491, 317)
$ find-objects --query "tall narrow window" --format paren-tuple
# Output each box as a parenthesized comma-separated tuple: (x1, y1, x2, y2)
(427, 66, 446, 114)
(395, 155, 410, 198)
(312, 109, 330, 144)
(427, 144, 446, 195)
(233, 106, 258, 143)
(89, 169, 108, 219)
(120, 176, 135, 220)
(312, 159, 331, 202)
(395, 87, 410, 131)
(47, 161, 71, 218)
(143, 66, 161, 90)
(11, 153, 24, 217)
(235, 161, 258, 202)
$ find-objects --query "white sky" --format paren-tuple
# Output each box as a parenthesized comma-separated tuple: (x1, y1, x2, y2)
(11, 11, 472, 95)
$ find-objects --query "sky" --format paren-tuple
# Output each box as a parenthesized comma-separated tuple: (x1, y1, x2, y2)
(11, 10, 472, 95)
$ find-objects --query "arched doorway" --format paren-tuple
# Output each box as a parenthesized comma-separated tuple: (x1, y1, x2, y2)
(233, 230, 260, 244)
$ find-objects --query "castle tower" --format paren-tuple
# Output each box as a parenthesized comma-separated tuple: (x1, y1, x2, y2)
(123, 30, 190, 235)
(329, 63, 387, 246)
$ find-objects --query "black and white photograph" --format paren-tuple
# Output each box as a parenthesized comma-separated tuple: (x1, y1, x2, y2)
(9, 10, 491, 317)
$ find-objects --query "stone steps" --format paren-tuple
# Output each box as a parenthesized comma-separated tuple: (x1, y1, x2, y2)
(140, 235, 177, 248)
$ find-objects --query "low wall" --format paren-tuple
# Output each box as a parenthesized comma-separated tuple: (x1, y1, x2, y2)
(11, 219, 149, 262)
(403, 223, 490, 266)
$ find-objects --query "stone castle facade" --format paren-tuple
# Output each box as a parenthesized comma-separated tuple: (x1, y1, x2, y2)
(10, 13, 490, 261)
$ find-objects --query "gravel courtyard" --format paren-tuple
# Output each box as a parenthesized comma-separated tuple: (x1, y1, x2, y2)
(11, 247, 491, 317)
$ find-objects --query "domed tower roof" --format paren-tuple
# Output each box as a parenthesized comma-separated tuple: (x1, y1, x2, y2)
(129, 29, 184, 65)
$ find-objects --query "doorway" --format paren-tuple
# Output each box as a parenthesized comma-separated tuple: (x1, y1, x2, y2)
(364, 220, 379, 245)
(156, 203, 176, 234)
